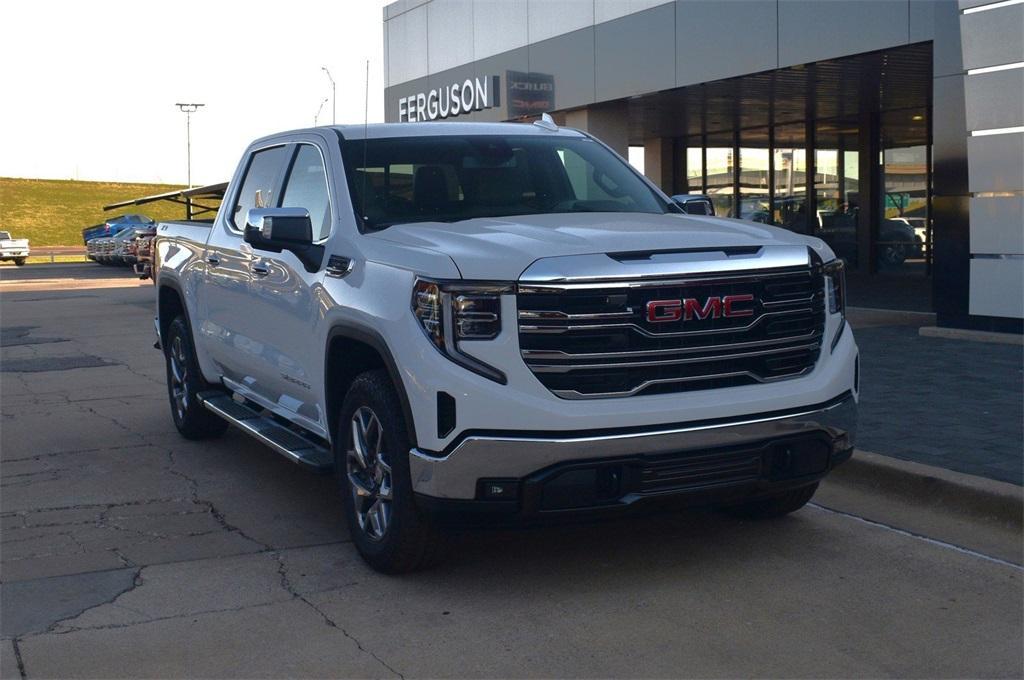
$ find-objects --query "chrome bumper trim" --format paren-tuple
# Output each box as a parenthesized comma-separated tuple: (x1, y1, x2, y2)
(409, 393, 856, 500)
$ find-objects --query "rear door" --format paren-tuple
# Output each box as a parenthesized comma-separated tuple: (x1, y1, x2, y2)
(241, 140, 334, 437)
(200, 144, 289, 384)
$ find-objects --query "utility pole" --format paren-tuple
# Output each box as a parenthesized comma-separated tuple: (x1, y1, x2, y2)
(314, 97, 329, 127)
(321, 67, 336, 125)
(175, 103, 205, 189)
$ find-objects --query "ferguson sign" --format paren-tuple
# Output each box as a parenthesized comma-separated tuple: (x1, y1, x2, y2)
(398, 75, 501, 122)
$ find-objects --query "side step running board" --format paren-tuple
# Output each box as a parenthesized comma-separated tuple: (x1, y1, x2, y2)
(198, 392, 333, 472)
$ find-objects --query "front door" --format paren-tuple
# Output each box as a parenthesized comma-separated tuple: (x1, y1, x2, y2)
(200, 144, 289, 386)
(243, 142, 334, 438)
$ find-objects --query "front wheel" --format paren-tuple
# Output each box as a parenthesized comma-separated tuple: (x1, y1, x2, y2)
(336, 369, 442, 573)
(722, 483, 819, 519)
(163, 316, 228, 440)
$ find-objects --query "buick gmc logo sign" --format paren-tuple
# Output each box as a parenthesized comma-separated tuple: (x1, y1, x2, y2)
(398, 76, 500, 122)
(646, 295, 755, 323)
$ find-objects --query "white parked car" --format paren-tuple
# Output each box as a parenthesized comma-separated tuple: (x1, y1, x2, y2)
(0, 231, 30, 266)
(154, 120, 858, 573)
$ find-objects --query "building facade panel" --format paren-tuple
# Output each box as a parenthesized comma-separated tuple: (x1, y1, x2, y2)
(777, 0, 910, 68)
(909, 0, 937, 43)
(527, 27, 596, 113)
(427, 0, 476, 74)
(970, 196, 1024, 255)
(674, 0, 779, 88)
(595, 3, 676, 101)
(596, 0, 673, 23)
(970, 258, 1024, 318)
(968, 133, 1024, 194)
(387, 3, 430, 86)
(472, 0, 528, 60)
(960, 3, 1024, 70)
(965, 68, 1024, 132)
(526, 0, 594, 43)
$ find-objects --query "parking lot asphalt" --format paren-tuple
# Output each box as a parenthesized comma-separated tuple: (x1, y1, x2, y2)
(1, 267, 1022, 679)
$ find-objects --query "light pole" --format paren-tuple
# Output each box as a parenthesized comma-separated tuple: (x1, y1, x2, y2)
(175, 103, 204, 189)
(321, 67, 335, 125)
(314, 97, 329, 127)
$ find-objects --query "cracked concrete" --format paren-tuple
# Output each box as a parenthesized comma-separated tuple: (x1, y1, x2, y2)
(2, 268, 1021, 678)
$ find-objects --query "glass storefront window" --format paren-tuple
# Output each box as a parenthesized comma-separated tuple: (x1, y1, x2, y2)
(815, 121, 859, 264)
(705, 132, 734, 218)
(686, 143, 703, 193)
(739, 128, 770, 223)
(772, 123, 809, 233)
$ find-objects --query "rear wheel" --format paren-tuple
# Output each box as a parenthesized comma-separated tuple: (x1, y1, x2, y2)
(723, 483, 819, 519)
(13, 258, 25, 266)
(164, 316, 228, 440)
(336, 369, 442, 573)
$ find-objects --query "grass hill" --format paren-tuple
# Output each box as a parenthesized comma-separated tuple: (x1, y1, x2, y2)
(0, 177, 188, 247)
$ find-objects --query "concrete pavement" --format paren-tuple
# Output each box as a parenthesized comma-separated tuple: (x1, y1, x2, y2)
(1, 268, 1022, 678)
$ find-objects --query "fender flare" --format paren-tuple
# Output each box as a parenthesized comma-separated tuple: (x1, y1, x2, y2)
(325, 323, 419, 447)
(156, 278, 194, 346)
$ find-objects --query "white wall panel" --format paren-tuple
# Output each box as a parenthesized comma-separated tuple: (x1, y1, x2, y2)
(970, 196, 1024, 255)
(427, 0, 475, 73)
(528, 0, 594, 43)
(473, 0, 528, 60)
(970, 258, 1024, 318)
(965, 67, 1024, 132)
(595, 0, 672, 23)
(387, 4, 430, 84)
(968, 132, 1024, 193)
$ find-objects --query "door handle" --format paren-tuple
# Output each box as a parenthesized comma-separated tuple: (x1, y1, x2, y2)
(252, 262, 270, 277)
(206, 254, 221, 267)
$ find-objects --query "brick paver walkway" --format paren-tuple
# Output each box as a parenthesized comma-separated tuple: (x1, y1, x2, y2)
(854, 324, 1023, 485)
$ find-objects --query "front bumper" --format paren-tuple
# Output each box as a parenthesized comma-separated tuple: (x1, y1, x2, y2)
(410, 391, 856, 512)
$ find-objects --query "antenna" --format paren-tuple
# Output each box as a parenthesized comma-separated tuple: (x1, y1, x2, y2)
(361, 59, 370, 229)
(534, 112, 558, 132)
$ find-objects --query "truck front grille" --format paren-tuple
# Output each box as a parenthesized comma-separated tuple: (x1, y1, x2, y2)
(517, 266, 825, 399)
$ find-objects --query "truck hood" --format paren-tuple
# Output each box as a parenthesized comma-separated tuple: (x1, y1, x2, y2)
(369, 212, 832, 280)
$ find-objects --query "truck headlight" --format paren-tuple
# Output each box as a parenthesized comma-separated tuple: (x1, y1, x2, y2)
(823, 259, 846, 316)
(412, 278, 510, 383)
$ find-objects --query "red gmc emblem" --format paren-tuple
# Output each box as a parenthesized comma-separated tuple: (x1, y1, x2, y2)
(645, 294, 755, 323)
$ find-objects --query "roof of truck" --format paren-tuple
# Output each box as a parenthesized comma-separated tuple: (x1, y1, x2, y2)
(257, 121, 588, 143)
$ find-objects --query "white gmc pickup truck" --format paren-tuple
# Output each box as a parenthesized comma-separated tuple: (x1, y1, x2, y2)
(154, 120, 858, 573)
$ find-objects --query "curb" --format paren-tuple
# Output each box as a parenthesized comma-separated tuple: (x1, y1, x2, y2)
(919, 325, 1024, 346)
(828, 449, 1023, 528)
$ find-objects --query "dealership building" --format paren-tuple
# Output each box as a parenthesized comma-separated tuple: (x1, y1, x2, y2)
(383, 0, 1023, 333)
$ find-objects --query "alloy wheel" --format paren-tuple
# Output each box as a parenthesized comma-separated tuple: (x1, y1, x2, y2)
(347, 406, 393, 541)
(169, 336, 189, 420)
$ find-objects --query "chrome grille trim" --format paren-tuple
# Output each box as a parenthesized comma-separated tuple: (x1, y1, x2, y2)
(518, 268, 815, 293)
(549, 366, 816, 400)
(519, 307, 814, 338)
(521, 329, 823, 360)
(517, 261, 826, 399)
(527, 341, 821, 373)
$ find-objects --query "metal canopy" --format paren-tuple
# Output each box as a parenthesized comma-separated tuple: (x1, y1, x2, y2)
(102, 181, 229, 220)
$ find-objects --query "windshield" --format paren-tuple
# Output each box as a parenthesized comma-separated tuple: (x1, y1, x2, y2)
(0, 232, 10, 240)
(341, 135, 670, 230)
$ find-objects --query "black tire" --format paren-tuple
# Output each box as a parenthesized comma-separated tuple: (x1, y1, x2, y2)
(13, 258, 25, 266)
(723, 483, 819, 519)
(336, 369, 443, 574)
(164, 316, 228, 440)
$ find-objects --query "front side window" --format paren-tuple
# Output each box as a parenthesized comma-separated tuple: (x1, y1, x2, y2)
(281, 145, 331, 241)
(231, 146, 288, 230)
(341, 135, 669, 230)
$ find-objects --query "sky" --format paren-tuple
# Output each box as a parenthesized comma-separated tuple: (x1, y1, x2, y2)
(0, 0, 388, 185)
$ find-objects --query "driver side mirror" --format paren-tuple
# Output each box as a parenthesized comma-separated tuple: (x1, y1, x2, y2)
(244, 208, 324, 273)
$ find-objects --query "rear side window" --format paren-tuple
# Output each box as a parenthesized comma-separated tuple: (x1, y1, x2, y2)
(231, 146, 288, 230)
(281, 145, 332, 241)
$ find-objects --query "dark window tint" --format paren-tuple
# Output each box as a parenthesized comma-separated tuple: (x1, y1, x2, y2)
(281, 145, 331, 241)
(341, 135, 668, 230)
(0, 232, 10, 240)
(231, 146, 288, 229)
